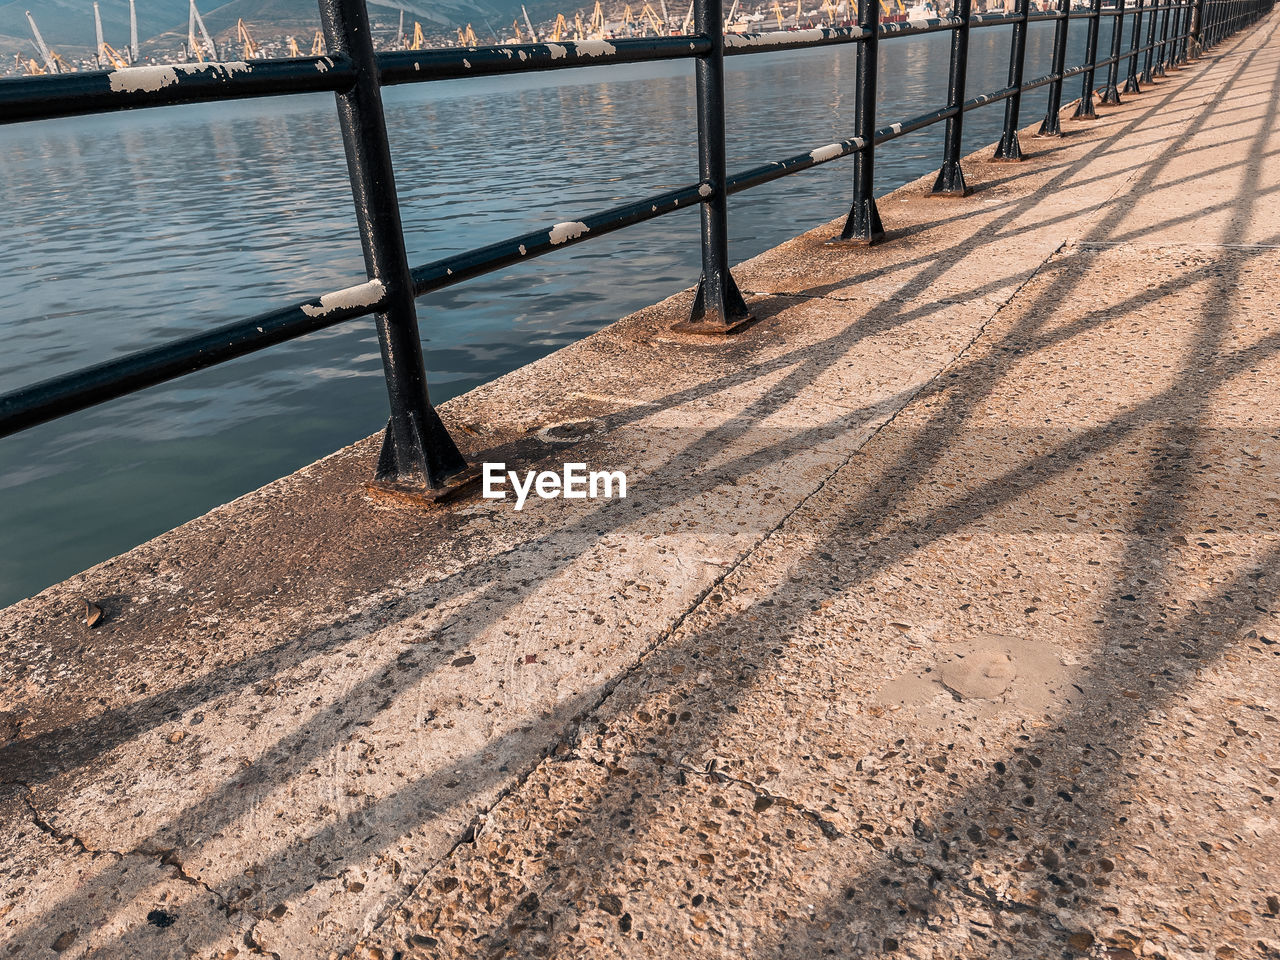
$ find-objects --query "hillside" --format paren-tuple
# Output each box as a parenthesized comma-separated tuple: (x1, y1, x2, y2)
(0, 0, 542, 61)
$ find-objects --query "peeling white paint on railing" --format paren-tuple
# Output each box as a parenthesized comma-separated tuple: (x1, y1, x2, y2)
(106, 61, 251, 94)
(300, 279, 387, 319)
(573, 39, 618, 56)
(548, 221, 590, 245)
(724, 27, 865, 47)
(809, 142, 845, 163)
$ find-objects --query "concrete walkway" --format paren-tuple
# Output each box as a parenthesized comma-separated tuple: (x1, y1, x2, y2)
(3, 15, 1279, 960)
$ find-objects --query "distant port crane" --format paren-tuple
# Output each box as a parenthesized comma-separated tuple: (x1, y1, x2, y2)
(129, 0, 138, 62)
(237, 19, 260, 59)
(187, 0, 218, 62)
(15, 53, 45, 75)
(8, 0, 886, 77)
(94, 3, 130, 69)
(25, 10, 67, 74)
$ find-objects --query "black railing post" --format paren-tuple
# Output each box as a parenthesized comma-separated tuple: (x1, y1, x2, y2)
(1141, 0, 1160, 80)
(1038, 0, 1073, 136)
(995, 0, 1032, 160)
(841, 0, 886, 242)
(1124, 0, 1146, 92)
(1074, 0, 1105, 118)
(1099, 0, 1127, 103)
(317, 0, 471, 495)
(1190, 0, 1207, 54)
(1170, 0, 1185, 61)
(933, 0, 974, 194)
(1175, 0, 1191, 62)
(676, 0, 752, 334)
(1155, 0, 1172, 73)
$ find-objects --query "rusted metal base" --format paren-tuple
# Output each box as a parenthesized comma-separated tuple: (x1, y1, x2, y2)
(364, 466, 484, 508)
(993, 131, 1025, 161)
(673, 272, 755, 335)
(374, 409, 470, 489)
(827, 233, 882, 248)
(672, 313, 759, 336)
(1036, 113, 1066, 137)
(931, 161, 970, 196)
(1072, 97, 1100, 120)
(838, 196, 886, 245)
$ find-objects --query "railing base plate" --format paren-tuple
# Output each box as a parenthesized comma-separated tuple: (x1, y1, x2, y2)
(364, 466, 484, 508)
(671, 314, 758, 336)
(675, 272, 755, 335)
(827, 234, 884, 248)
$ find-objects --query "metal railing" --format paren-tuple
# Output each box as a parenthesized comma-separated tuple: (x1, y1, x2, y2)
(0, 0, 1270, 496)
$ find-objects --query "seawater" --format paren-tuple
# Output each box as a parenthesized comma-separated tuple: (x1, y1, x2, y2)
(0, 21, 1126, 605)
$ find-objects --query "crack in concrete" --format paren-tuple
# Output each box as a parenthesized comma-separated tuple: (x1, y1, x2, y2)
(151, 847, 233, 917)
(357, 227, 1077, 951)
(243, 919, 283, 958)
(668, 757, 848, 842)
(19, 782, 234, 922)
(952, 878, 1068, 928)
(19, 783, 121, 862)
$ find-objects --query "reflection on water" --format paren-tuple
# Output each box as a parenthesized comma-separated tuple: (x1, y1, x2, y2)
(0, 22, 1119, 605)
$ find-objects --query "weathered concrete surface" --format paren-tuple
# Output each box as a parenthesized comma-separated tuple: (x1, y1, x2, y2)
(3, 15, 1279, 960)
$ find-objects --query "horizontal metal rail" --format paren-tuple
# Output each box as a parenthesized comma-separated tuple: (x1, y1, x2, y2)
(0, 5, 1189, 127)
(0, 0, 1268, 491)
(0, 56, 354, 125)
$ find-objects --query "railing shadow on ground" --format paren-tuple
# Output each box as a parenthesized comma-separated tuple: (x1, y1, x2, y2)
(2, 17, 1276, 958)
(0, 33, 1221, 798)
(408, 23, 1280, 959)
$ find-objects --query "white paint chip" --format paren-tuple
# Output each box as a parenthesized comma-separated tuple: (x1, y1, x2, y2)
(107, 65, 179, 93)
(548, 221, 589, 245)
(107, 61, 250, 94)
(809, 142, 843, 163)
(300, 279, 386, 318)
(574, 38, 617, 56)
(724, 27, 839, 48)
